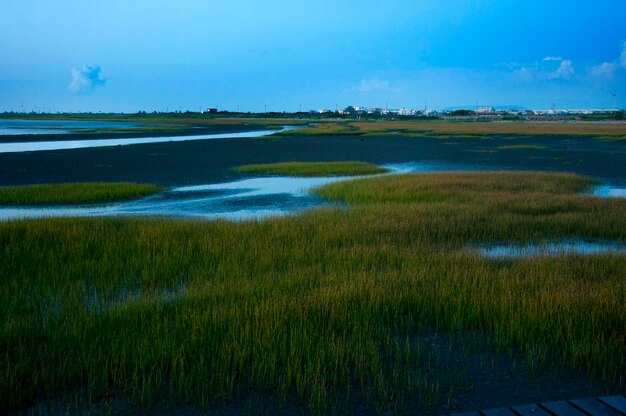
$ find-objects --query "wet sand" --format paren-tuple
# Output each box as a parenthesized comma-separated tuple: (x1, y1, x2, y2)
(0, 132, 625, 187)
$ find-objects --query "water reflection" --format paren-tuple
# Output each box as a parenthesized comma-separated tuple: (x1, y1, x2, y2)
(477, 240, 626, 258)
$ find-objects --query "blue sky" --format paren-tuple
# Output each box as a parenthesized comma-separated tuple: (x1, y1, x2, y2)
(1, 0, 625, 112)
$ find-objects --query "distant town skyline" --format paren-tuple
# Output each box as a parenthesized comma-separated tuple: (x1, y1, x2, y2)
(1, 0, 625, 113)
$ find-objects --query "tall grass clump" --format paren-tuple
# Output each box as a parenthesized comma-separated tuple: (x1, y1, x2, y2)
(233, 161, 388, 177)
(1, 172, 624, 413)
(0, 182, 163, 205)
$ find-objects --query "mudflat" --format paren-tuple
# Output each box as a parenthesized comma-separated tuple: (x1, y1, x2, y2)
(0, 131, 625, 187)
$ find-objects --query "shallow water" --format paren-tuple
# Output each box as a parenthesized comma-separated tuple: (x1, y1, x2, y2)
(590, 185, 626, 198)
(477, 240, 626, 258)
(0, 128, 285, 153)
(0, 119, 146, 135)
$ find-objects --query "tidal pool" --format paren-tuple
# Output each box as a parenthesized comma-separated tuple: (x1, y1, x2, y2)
(477, 240, 626, 259)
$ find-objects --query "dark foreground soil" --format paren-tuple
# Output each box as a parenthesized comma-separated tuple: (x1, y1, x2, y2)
(1, 132, 625, 187)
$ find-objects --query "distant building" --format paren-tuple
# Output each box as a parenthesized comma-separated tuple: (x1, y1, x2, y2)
(476, 106, 495, 114)
(206, 108, 218, 113)
(398, 108, 417, 116)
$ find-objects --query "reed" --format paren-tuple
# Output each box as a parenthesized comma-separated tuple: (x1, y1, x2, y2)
(1, 172, 624, 413)
(233, 161, 388, 176)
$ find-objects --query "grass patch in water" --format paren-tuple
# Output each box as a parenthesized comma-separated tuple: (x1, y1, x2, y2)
(233, 161, 388, 176)
(0, 182, 163, 205)
(497, 144, 547, 150)
(1, 172, 624, 413)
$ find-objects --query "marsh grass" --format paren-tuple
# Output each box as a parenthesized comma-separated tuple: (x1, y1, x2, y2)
(1, 172, 624, 413)
(0, 182, 163, 205)
(233, 161, 389, 176)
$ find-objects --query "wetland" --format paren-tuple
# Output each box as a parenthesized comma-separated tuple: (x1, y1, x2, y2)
(1, 119, 625, 415)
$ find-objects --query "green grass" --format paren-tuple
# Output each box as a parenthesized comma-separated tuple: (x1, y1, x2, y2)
(233, 161, 389, 176)
(1, 172, 624, 413)
(497, 145, 548, 150)
(0, 182, 163, 205)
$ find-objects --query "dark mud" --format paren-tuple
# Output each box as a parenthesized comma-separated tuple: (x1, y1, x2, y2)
(0, 133, 625, 187)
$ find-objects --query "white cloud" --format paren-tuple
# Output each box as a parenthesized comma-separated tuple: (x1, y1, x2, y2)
(552, 60, 574, 79)
(589, 62, 617, 79)
(513, 57, 578, 82)
(69, 64, 106, 93)
(621, 41, 626, 69)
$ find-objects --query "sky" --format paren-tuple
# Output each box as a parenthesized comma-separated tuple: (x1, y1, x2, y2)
(1, 0, 625, 113)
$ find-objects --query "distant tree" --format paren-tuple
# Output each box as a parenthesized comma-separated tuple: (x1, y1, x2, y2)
(449, 109, 475, 116)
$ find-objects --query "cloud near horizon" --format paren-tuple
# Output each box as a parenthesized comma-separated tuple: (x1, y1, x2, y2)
(589, 62, 617, 79)
(69, 64, 106, 93)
